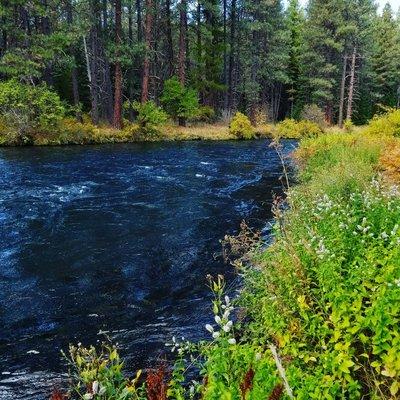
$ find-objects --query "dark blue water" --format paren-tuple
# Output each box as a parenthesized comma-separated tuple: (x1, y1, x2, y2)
(0, 140, 295, 399)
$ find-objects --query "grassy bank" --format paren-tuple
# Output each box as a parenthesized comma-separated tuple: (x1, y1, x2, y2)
(0, 118, 274, 146)
(56, 113, 400, 399)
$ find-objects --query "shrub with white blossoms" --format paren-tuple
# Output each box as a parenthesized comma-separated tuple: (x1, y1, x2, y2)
(205, 293, 236, 344)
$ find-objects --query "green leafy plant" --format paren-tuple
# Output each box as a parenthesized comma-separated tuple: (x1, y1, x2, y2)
(63, 342, 146, 399)
(195, 106, 216, 123)
(229, 112, 254, 139)
(161, 77, 199, 126)
(343, 118, 354, 132)
(0, 79, 65, 142)
(132, 101, 168, 134)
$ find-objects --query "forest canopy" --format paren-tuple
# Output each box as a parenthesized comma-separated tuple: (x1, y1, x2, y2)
(0, 0, 399, 130)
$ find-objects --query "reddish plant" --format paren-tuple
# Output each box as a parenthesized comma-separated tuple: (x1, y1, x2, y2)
(50, 388, 67, 400)
(146, 365, 167, 400)
(268, 383, 284, 400)
(240, 368, 255, 399)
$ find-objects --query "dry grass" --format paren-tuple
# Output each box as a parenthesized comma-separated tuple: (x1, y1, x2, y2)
(159, 123, 234, 140)
(379, 141, 400, 183)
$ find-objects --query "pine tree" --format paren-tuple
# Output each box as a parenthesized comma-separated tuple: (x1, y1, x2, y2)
(286, 0, 305, 117)
(368, 3, 400, 110)
(302, 0, 347, 123)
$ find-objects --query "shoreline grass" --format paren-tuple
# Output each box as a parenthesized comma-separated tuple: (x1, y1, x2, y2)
(0, 118, 276, 147)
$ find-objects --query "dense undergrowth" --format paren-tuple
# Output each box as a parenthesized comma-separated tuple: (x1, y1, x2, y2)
(57, 110, 400, 399)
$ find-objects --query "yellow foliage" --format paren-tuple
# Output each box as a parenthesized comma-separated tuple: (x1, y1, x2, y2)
(275, 118, 323, 139)
(379, 142, 400, 183)
(229, 112, 254, 139)
(364, 109, 400, 137)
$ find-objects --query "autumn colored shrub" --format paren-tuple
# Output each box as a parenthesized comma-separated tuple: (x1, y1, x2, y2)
(365, 108, 400, 137)
(229, 112, 254, 139)
(275, 118, 323, 139)
(380, 142, 400, 183)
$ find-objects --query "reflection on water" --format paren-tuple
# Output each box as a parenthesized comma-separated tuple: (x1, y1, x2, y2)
(0, 140, 295, 399)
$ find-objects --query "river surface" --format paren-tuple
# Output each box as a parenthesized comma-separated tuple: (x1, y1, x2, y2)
(0, 140, 295, 399)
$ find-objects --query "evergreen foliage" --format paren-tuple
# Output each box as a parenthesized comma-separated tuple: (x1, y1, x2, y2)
(0, 80, 65, 140)
(160, 77, 199, 124)
(0, 0, 399, 130)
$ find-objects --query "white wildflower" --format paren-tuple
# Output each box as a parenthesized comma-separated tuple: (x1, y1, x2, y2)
(205, 324, 214, 333)
(228, 338, 236, 345)
(212, 331, 220, 339)
(92, 381, 99, 394)
(223, 320, 233, 332)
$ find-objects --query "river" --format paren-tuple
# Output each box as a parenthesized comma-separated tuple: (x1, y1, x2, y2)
(0, 140, 295, 399)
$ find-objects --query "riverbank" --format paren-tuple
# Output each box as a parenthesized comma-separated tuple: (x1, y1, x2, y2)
(0, 118, 275, 146)
(179, 117, 400, 398)
(57, 110, 400, 399)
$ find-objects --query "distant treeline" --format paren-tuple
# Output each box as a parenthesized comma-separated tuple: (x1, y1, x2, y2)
(0, 0, 399, 128)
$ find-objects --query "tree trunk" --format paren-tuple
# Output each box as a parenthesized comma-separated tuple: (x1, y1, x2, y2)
(338, 54, 347, 128)
(227, 0, 236, 113)
(88, 26, 100, 124)
(141, 0, 153, 103)
(223, 0, 227, 110)
(325, 102, 333, 125)
(136, 0, 142, 42)
(165, 0, 174, 77)
(41, 0, 53, 85)
(67, 0, 83, 123)
(102, 0, 108, 30)
(113, 0, 123, 129)
(346, 47, 357, 122)
(196, 0, 202, 102)
(178, 0, 187, 85)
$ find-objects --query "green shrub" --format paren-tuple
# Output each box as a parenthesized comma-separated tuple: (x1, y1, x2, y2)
(275, 118, 323, 139)
(196, 105, 216, 123)
(343, 118, 354, 132)
(300, 104, 326, 128)
(365, 108, 400, 137)
(0, 79, 65, 142)
(161, 77, 199, 125)
(133, 101, 167, 134)
(229, 112, 254, 139)
(63, 342, 146, 399)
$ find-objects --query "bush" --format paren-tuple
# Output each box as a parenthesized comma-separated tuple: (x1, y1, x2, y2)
(63, 342, 145, 399)
(275, 118, 323, 139)
(365, 109, 400, 137)
(161, 77, 199, 125)
(379, 141, 400, 183)
(196, 105, 216, 123)
(344, 118, 354, 132)
(133, 101, 167, 134)
(300, 104, 326, 128)
(229, 112, 254, 139)
(0, 79, 65, 142)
